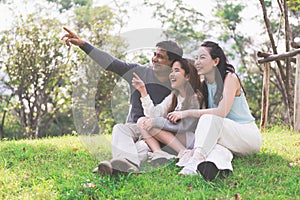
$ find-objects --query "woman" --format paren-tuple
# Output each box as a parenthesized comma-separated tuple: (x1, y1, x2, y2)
(167, 41, 262, 180)
(132, 58, 203, 162)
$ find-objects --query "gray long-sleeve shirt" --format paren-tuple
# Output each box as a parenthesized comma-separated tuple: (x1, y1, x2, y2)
(80, 42, 171, 123)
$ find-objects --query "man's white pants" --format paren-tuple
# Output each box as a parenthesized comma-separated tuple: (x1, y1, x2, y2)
(111, 123, 150, 167)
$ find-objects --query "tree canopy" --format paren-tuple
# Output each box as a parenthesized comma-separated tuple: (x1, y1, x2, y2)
(0, 0, 300, 138)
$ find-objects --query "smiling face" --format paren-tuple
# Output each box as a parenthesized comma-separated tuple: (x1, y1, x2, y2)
(194, 46, 219, 82)
(151, 48, 173, 75)
(169, 61, 189, 92)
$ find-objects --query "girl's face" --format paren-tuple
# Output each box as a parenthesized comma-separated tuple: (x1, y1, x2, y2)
(169, 61, 189, 91)
(195, 46, 218, 76)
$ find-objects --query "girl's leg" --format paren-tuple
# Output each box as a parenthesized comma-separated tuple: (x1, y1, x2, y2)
(137, 117, 161, 152)
(149, 128, 186, 153)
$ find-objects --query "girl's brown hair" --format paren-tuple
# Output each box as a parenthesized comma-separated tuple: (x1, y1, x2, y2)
(167, 58, 204, 113)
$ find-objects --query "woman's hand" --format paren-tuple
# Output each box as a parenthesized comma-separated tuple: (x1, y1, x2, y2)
(132, 72, 147, 97)
(167, 111, 186, 124)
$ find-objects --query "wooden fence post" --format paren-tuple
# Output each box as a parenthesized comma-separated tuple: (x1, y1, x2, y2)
(294, 54, 300, 132)
(260, 62, 270, 131)
(258, 49, 300, 131)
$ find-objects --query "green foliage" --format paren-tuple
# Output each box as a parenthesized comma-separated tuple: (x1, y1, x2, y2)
(240, 67, 263, 120)
(143, 0, 206, 55)
(258, 0, 299, 125)
(215, 2, 244, 31)
(288, 0, 300, 38)
(44, 110, 75, 137)
(135, 54, 150, 65)
(0, 0, 11, 3)
(287, 0, 300, 13)
(0, 127, 299, 199)
(74, 5, 114, 35)
(0, 109, 23, 139)
(212, 1, 265, 123)
(110, 78, 130, 124)
(213, 0, 298, 126)
(46, 0, 92, 12)
(0, 14, 74, 138)
(70, 4, 129, 135)
(0, 95, 12, 139)
(213, 1, 247, 60)
(143, 0, 299, 127)
(0, 2, 130, 138)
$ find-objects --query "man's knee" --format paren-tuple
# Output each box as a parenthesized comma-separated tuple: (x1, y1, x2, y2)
(112, 124, 125, 132)
(112, 123, 140, 142)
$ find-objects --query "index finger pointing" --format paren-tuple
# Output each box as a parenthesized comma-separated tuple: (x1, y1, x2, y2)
(133, 72, 140, 79)
(63, 27, 74, 34)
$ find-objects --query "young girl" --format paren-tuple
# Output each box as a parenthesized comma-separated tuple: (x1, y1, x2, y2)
(167, 41, 262, 180)
(132, 58, 203, 162)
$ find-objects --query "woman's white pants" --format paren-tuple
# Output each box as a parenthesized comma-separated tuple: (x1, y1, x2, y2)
(193, 114, 262, 170)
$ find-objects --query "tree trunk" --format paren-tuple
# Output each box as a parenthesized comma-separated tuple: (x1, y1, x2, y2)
(260, 63, 270, 131)
(294, 54, 300, 131)
(283, 0, 294, 125)
(259, 0, 291, 125)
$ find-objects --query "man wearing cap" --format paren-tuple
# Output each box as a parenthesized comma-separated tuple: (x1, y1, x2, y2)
(61, 27, 183, 175)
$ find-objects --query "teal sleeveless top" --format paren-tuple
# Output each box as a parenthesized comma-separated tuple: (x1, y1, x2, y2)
(207, 82, 255, 124)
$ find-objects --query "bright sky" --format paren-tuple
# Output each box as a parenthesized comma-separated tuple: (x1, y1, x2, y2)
(0, 0, 263, 52)
(105, 0, 215, 32)
(0, 3, 11, 31)
(0, 0, 260, 33)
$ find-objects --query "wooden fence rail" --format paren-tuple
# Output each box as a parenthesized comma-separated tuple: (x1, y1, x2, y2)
(257, 48, 300, 132)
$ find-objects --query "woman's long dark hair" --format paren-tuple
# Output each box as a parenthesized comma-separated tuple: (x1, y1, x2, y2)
(167, 58, 203, 113)
(201, 41, 245, 106)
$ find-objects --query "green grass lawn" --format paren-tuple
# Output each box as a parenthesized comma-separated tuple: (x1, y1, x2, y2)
(0, 126, 299, 200)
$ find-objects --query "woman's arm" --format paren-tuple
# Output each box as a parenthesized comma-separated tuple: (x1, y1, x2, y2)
(211, 73, 240, 117)
(167, 73, 240, 123)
